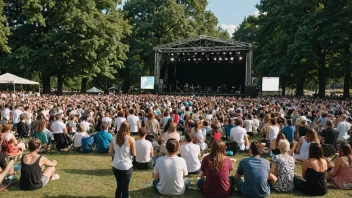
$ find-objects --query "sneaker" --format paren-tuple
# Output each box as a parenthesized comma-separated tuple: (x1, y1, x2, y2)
(51, 174, 60, 181)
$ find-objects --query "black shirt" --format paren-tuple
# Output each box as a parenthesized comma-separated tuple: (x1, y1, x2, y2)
(321, 127, 338, 145)
(298, 125, 310, 137)
(0, 152, 7, 169)
(20, 156, 43, 190)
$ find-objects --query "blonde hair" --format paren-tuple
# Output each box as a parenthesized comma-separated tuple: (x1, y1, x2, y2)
(278, 139, 290, 153)
(168, 123, 177, 133)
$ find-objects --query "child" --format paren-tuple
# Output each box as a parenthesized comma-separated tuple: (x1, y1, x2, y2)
(73, 124, 89, 151)
(211, 125, 222, 145)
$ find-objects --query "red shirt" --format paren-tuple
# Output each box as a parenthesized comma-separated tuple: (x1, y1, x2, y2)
(173, 114, 180, 124)
(212, 131, 222, 141)
(201, 155, 233, 198)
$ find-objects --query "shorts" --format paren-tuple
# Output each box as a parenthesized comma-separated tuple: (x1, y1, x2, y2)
(41, 175, 49, 188)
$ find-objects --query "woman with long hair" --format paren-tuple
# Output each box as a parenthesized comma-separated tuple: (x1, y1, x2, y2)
(145, 112, 160, 137)
(1, 124, 25, 156)
(163, 123, 180, 143)
(109, 121, 136, 198)
(294, 143, 328, 196)
(191, 120, 207, 151)
(294, 128, 319, 160)
(197, 140, 236, 198)
(269, 133, 286, 156)
(326, 143, 352, 189)
(34, 119, 53, 144)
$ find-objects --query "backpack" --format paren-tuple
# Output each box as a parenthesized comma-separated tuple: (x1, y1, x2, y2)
(226, 141, 240, 155)
(81, 135, 95, 153)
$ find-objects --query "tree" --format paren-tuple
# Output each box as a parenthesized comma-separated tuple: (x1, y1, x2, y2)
(122, 0, 228, 91)
(0, 0, 10, 53)
(1, 0, 130, 94)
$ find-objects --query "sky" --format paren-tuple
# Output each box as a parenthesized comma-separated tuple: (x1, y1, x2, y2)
(207, 0, 261, 36)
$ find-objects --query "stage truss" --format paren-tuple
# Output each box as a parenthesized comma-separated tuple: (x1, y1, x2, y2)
(153, 35, 253, 92)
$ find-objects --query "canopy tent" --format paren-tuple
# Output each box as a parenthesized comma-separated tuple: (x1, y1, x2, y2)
(108, 87, 120, 90)
(86, 87, 103, 93)
(0, 73, 40, 93)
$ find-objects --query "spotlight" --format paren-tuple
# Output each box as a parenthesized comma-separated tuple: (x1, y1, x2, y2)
(170, 58, 175, 62)
(214, 58, 217, 61)
(236, 51, 241, 55)
(229, 52, 232, 55)
(193, 58, 196, 61)
(188, 58, 191, 61)
(223, 52, 226, 55)
(198, 58, 201, 61)
(171, 53, 174, 56)
(239, 56, 243, 61)
(211, 52, 214, 55)
(195, 53, 197, 55)
(219, 57, 222, 61)
(225, 58, 228, 61)
(230, 57, 234, 61)
(202, 53, 205, 55)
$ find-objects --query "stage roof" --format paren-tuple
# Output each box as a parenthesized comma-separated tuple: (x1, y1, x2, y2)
(154, 35, 252, 53)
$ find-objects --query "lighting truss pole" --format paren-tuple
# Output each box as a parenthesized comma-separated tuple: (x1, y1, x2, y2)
(245, 49, 253, 86)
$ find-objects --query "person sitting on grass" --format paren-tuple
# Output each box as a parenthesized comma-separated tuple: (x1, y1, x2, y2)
(229, 118, 249, 151)
(19, 139, 59, 191)
(197, 140, 236, 198)
(94, 122, 113, 153)
(17, 114, 29, 138)
(1, 124, 25, 157)
(210, 125, 222, 145)
(133, 128, 155, 169)
(0, 152, 15, 184)
(180, 134, 201, 175)
(326, 143, 352, 189)
(34, 119, 53, 145)
(234, 141, 272, 198)
(152, 138, 190, 196)
(293, 143, 328, 196)
(163, 123, 180, 143)
(73, 124, 89, 150)
(269, 139, 295, 192)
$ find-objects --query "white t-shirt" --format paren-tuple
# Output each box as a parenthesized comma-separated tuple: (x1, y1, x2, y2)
(230, 126, 247, 150)
(205, 114, 213, 121)
(161, 116, 170, 128)
(179, 143, 200, 172)
(153, 156, 188, 196)
(337, 121, 351, 141)
(114, 117, 126, 132)
(81, 121, 90, 132)
(127, 115, 139, 132)
(74, 132, 89, 147)
(269, 125, 280, 141)
(135, 139, 153, 163)
(51, 121, 66, 133)
(12, 109, 22, 124)
(243, 120, 254, 132)
(1, 108, 10, 121)
(191, 128, 205, 142)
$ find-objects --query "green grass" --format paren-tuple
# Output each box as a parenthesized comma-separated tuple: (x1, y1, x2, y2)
(1, 137, 352, 198)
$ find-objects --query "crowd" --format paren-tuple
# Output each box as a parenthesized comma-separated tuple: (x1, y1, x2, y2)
(0, 92, 351, 197)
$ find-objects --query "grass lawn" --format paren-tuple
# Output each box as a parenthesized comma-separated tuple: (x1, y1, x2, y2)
(2, 135, 352, 198)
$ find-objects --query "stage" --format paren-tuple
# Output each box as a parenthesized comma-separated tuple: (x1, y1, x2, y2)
(158, 92, 246, 97)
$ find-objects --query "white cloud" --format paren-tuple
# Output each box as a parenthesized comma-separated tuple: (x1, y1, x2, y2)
(220, 24, 238, 36)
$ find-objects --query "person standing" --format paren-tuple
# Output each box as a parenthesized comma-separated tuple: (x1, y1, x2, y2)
(12, 105, 22, 127)
(109, 122, 136, 198)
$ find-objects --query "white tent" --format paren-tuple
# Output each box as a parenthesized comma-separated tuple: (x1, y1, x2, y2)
(86, 87, 103, 93)
(0, 73, 40, 93)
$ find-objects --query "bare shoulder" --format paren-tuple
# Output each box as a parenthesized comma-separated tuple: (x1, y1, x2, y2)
(129, 136, 135, 143)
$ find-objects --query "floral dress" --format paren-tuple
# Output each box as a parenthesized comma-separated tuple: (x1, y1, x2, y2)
(272, 154, 295, 192)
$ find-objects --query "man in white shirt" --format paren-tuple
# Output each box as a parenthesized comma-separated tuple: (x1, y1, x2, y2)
(80, 116, 91, 132)
(51, 113, 67, 134)
(1, 104, 10, 121)
(114, 112, 126, 134)
(134, 128, 155, 169)
(12, 105, 23, 126)
(229, 119, 249, 151)
(127, 109, 140, 136)
(337, 114, 351, 142)
(102, 112, 113, 127)
(152, 138, 190, 196)
(179, 134, 201, 175)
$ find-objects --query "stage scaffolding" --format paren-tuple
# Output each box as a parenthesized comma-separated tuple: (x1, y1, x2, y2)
(153, 35, 253, 93)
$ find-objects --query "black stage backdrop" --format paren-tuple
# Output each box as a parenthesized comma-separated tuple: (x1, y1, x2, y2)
(166, 61, 246, 91)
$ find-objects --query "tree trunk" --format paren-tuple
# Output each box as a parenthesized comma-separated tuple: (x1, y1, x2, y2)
(343, 45, 351, 99)
(281, 78, 286, 96)
(57, 72, 63, 95)
(80, 77, 88, 93)
(42, 74, 51, 94)
(122, 68, 131, 93)
(318, 57, 326, 98)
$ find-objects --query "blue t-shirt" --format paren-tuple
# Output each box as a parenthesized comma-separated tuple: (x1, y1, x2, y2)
(94, 130, 113, 153)
(282, 126, 295, 142)
(236, 157, 270, 198)
(224, 124, 234, 138)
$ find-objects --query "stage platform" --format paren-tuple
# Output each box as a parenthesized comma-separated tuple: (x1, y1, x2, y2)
(158, 92, 246, 97)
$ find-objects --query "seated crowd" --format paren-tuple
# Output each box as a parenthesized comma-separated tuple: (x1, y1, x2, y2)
(0, 93, 351, 198)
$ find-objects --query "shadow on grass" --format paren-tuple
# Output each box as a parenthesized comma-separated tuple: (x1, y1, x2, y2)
(64, 168, 112, 176)
(43, 196, 108, 198)
(129, 185, 201, 198)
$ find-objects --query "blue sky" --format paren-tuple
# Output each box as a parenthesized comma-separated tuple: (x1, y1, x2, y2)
(208, 0, 260, 35)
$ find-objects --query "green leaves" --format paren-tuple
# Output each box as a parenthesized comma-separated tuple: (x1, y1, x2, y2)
(0, 0, 10, 53)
